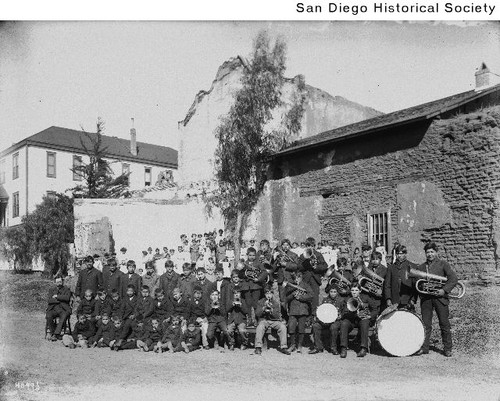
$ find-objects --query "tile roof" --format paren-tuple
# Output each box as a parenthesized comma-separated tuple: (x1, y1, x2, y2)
(1, 126, 177, 168)
(273, 84, 500, 158)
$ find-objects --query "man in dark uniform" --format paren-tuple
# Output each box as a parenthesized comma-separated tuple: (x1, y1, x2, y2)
(384, 244, 418, 309)
(102, 258, 124, 297)
(416, 242, 458, 357)
(272, 239, 299, 309)
(243, 247, 268, 326)
(299, 237, 328, 315)
(46, 276, 72, 340)
(75, 255, 102, 300)
(360, 251, 387, 316)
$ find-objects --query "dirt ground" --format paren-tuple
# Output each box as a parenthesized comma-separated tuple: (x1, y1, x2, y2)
(1, 273, 499, 401)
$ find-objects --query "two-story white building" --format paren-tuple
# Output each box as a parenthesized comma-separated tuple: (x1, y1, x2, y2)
(0, 126, 178, 227)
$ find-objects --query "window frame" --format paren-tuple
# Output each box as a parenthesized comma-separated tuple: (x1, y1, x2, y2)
(72, 155, 83, 181)
(0, 158, 5, 184)
(12, 192, 19, 218)
(47, 151, 57, 178)
(144, 166, 152, 186)
(12, 152, 19, 180)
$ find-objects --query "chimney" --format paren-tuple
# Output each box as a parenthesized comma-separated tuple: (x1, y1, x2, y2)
(130, 118, 137, 156)
(474, 62, 500, 91)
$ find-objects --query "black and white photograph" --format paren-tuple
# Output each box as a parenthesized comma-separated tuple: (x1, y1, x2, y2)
(0, 19, 499, 401)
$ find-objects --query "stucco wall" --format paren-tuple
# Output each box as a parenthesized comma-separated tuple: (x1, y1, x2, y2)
(177, 56, 381, 186)
(74, 198, 223, 261)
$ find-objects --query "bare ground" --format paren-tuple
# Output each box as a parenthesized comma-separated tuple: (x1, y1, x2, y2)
(0, 273, 499, 401)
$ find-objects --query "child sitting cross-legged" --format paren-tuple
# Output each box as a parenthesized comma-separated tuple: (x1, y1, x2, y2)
(90, 314, 114, 348)
(63, 313, 96, 349)
(178, 319, 202, 353)
(158, 315, 183, 353)
(138, 317, 163, 352)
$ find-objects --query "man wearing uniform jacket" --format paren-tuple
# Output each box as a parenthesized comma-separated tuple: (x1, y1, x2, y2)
(415, 242, 458, 357)
(299, 237, 328, 314)
(75, 255, 102, 300)
(46, 277, 72, 340)
(384, 244, 418, 309)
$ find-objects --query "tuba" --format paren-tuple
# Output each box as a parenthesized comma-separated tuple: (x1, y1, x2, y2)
(327, 270, 352, 296)
(358, 265, 384, 297)
(406, 268, 465, 299)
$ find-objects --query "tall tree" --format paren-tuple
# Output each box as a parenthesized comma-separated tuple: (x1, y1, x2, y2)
(71, 118, 130, 199)
(207, 31, 305, 258)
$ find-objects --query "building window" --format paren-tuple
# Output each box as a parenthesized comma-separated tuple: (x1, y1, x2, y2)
(368, 211, 390, 251)
(144, 167, 151, 186)
(13, 192, 19, 218)
(13, 153, 19, 180)
(73, 155, 83, 181)
(46, 191, 57, 200)
(122, 163, 130, 186)
(47, 152, 56, 178)
(0, 158, 5, 184)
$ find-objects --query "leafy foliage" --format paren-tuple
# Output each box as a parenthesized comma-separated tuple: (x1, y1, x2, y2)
(0, 193, 74, 276)
(70, 118, 131, 199)
(207, 31, 305, 224)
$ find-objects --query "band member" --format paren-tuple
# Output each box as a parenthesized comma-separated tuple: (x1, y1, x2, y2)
(254, 286, 291, 355)
(352, 244, 372, 278)
(284, 271, 313, 353)
(257, 239, 273, 279)
(324, 257, 354, 303)
(310, 285, 345, 354)
(243, 247, 268, 326)
(339, 283, 378, 358)
(272, 239, 299, 307)
(359, 251, 387, 315)
(416, 242, 458, 357)
(299, 237, 328, 314)
(384, 244, 418, 309)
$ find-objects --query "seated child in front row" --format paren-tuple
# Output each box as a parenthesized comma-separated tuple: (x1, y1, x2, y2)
(77, 289, 97, 324)
(108, 317, 129, 351)
(63, 314, 96, 349)
(178, 319, 202, 353)
(90, 314, 114, 348)
(120, 315, 147, 350)
(138, 317, 163, 352)
(158, 315, 183, 353)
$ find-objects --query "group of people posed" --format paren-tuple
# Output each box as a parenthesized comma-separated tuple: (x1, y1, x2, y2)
(46, 236, 459, 358)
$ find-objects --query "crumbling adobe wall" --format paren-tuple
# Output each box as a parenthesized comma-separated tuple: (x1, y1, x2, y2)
(268, 105, 500, 279)
(177, 56, 381, 185)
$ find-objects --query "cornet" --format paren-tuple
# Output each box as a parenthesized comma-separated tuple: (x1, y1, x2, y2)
(358, 265, 384, 297)
(305, 248, 318, 268)
(274, 248, 295, 265)
(406, 268, 465, 299)
(284, 281, 308, 297)
(264, 299, 273, 312)
(245, 268, 260, 281)
(233, 292, 242, 306)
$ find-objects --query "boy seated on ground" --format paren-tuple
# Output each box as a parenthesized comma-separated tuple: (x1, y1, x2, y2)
(63, 313, 96, 349)
(108, 317, 129, 351)
(158, 315, 183, 353)
(77, 289, 97, 324)
(90, 314, 114, 348)
(179, 319, 202, 353)
(120, 315, 147, 350)
(46, 276, 72, 341)
(137, 317, 164, 352)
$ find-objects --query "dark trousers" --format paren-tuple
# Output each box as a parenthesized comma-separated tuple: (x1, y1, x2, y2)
(207, 320, 228, 347)
(46, 309, 70, 336)
(312, 320, 341, 351)
(245, 289, 262, 314)
(420, 297, 452, 352)
(340, 318, 370, 349)
(288, 315, 307, 334)
(120, 339, 138, 350)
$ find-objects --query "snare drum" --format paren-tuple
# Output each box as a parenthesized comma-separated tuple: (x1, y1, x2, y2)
(376, 309, 425, 357)
(316, 303, 338, 324)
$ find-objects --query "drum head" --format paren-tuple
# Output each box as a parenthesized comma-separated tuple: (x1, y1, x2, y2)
(316, 303, 338, 324)
(377, 310, 425, 357)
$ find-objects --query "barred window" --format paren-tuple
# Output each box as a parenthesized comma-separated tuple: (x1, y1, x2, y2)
(368, 211, 390, 251)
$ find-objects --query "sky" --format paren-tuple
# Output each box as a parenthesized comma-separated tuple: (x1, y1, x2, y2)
(1, 21, 499, 151)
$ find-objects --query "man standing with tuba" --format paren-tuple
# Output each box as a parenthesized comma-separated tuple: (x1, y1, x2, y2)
(415, 242, 458, 357)
(384, 244, 418, 310)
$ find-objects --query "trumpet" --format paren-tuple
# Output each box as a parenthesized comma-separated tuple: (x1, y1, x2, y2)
(233, 292, 242, 306)
(406, 268, 465, 299)
(283, 281, 308, 297)
(304, 248, 318, 268)
(358, 265, 384, 297)
(327, 270, 352, 295)
(264, 299, 273, 312)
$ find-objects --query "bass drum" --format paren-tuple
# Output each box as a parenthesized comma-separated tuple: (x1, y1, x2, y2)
(316, 303, 338, 324)
(376, 309, 425, 357)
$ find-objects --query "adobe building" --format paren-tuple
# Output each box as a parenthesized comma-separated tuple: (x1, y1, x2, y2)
(253, 64, 500, 279)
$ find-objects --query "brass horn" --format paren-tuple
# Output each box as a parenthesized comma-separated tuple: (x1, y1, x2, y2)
(347, 297, 361, 312)
(407, 268, 465, 299)
(358, 265, 384, 297)
(327, 270, 352, 296)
